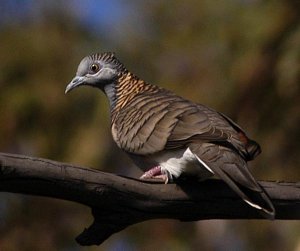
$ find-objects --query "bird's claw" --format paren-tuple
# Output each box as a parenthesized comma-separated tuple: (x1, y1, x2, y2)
(140, 166, 169, 184)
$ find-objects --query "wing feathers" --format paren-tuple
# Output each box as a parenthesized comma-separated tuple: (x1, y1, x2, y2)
(113, 90, 254, 156)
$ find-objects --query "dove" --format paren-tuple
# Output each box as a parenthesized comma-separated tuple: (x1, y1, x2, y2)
(65, 52, 275, 219)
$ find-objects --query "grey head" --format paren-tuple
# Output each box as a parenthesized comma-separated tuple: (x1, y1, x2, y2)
(65, 52, 127, 94)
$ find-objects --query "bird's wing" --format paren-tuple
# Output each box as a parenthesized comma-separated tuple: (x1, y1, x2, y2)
(161, 97, 261, 161)
(165, 101, 243, 149)
(114, 91, 234, 154)
(189, 143, 275, 219)
(114, 90, 257, 158)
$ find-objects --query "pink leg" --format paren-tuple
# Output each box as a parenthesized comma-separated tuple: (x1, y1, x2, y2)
(140, 166, 169, 184)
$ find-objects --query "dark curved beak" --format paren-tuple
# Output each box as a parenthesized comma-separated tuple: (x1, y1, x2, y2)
(65, 76, 85, 94)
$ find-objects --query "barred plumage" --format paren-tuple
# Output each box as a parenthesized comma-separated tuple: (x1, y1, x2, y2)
(66, 52, 275, 219)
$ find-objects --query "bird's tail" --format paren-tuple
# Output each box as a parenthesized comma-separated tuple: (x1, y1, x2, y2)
(189, 143, 275, 219)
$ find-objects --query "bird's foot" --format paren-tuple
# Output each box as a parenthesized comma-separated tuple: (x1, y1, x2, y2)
(140, 166, 169, 184)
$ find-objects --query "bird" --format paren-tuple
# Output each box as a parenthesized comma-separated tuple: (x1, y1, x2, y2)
(65, 52, 275, 219)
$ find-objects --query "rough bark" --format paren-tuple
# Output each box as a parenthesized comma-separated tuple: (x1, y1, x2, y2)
(0, 152, 299, 246)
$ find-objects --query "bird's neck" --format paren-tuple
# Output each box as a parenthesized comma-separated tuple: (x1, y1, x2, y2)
(104, 72, 160, 123)
(103, 81, 117, 111)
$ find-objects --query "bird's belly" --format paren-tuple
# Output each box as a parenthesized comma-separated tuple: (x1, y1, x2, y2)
(147, 148, 213, 180)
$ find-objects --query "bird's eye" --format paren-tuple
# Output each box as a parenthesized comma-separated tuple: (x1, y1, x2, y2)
(90, 63, 100, 73)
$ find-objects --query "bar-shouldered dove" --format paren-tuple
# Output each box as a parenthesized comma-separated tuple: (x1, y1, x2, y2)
(65, 52, 275, 219)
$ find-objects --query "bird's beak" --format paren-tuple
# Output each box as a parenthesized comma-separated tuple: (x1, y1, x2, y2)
(65, 76, 86, 94)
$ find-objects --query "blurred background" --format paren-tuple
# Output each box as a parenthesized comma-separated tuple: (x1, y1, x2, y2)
(0, 0, 299, 250)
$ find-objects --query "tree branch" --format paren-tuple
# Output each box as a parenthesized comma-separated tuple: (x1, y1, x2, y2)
(0, 152, 299, 246)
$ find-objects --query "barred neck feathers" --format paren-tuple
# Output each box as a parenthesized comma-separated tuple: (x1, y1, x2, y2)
(110, 72, 160, 122)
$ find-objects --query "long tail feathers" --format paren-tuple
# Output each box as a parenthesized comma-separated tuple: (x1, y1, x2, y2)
(190, 145, 275, 219)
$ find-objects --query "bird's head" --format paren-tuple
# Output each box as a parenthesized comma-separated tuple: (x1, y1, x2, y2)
(65, 52, 126, 94)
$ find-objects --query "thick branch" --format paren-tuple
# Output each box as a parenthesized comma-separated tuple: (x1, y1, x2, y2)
(0, 152, 299, 246)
